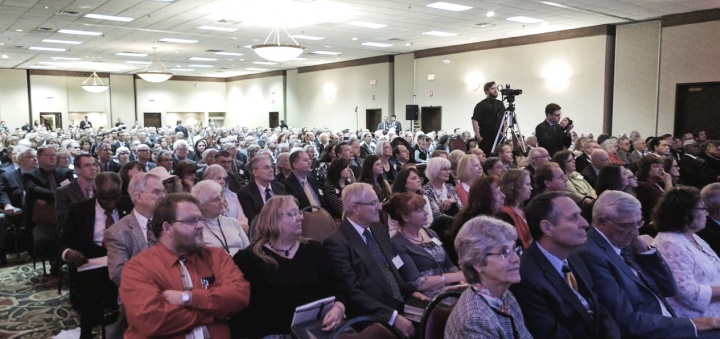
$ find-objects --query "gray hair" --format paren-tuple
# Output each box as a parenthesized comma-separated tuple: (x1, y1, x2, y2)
(701, 183, 720, 212)
(191, 180, 223, 205)
(127, 173, 161, 202)
(592, 190, 641, 226)
(202, 164, 227, 181)
(601, 138, 618, 152)
(13, 145, 33, 163)
(202, 148, 218, 160)
(341, 183, 374, 215)
(115, 146, 130, 156)
(375, 140, 390, 156)
(173, 139, 189, 151)
(455, 216, 517, 284)
(425, 157, 451, 182)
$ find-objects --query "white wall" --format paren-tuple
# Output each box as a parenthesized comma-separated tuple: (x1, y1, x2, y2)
(110, 74, 137, 126)
(226, 75, 285, 128)
(394, 53, 416, 131)
(0, 69, 30, 129)
(135, 79, 227, 128)
(30, 74, 112, 130)
(414, 35, 608, 136)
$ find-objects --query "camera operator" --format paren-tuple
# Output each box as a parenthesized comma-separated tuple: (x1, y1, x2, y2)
(535, 103, 573, 158)
(471, 81, 505, 156)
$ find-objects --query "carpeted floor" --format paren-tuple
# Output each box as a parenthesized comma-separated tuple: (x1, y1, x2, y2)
(0, 255, 79, 339)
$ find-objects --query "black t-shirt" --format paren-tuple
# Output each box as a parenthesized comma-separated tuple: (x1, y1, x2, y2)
(472, 98, 505, 153)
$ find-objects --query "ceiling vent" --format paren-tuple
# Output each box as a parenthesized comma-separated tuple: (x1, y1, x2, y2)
(36, 27, 56, 32)
(471, 23, 494, 28)
(205, 49, 223, 52)
(57, 11, 80, 16)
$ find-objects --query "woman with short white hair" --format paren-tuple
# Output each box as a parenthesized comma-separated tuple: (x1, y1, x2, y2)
(202, 164, 249, 233)
(191, 180, 249, 256)
(423, 157, 463, 219)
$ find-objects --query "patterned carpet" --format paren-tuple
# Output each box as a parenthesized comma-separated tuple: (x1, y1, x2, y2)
(0, 255, 80, 339)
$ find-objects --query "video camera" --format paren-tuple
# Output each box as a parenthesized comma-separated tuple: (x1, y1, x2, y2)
(500, 84, 522, 103)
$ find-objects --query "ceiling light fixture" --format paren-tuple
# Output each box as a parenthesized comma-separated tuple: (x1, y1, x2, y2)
(426, 2, 473, 11)
(136, 47, 173, 82)
(29, 46, 66, 51)
(347, 21, 387, 29)
(198, 25, 238, 32)
(188, 57, 217, 61)
(116, 52, 148, 57)
(159, 38, 199, 44)
(42, 39, 82, 45)
(251, 27, 305, 62)
(58, 29, 103, 36)
(81, 71, 109, 93)
(362, 42, 393, 47)
(84, 13, 134, 22)
(214, 52, 244, 56)
(507, 16, 544, 23)
(422, 31, 458, 37)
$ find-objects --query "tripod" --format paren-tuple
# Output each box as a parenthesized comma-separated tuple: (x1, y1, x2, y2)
(490, 103, 528, 156)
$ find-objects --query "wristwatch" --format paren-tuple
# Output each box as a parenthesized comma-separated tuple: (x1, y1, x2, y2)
(181, 291, 191, 306)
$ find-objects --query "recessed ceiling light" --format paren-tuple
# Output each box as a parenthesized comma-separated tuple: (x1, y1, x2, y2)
(58, 29, 102, 36)
(125, 61, 151, 64)
(539, 1, 572, 9)
(198, 25, 238, 32)
(253, 61, 277, 65)
(159, 38, 198, 44)
(426, 2, 472, 11)
(188, 57, 217, 61)
(246, 67, 268, 71)
(312, 51, 342, 55)
(422, 31, 458, 37)
(84, 13, 134, 22)
(171, 68, 194, 72)
(487, 11, 495, 17)
(188, 64, 214, 68)
(214, 52, 244, 56)
(405, 42, 412, 46)
(291, 35, 325, 41)
(0, 55, 8, 59)
(362, 42, 392, 47)
(472, 23, 494, 28)
(243, 45, 253, 48)
(42, 39, 82, 45)
(347, 21, 386, 29)
(506, 16, 544, 24)
(29, 47, 66, 51)
(116, 52, 148, 57)
(51, 57, 81, 60)
(15, 29, 23, 32)
(351, 37, 358, 41)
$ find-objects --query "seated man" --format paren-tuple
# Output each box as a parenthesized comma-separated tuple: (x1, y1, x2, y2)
(576, 190, 720, 338)
(119, 193, 250, 338)
(323, 183, 415, 338)
(511, 191, 619, 338)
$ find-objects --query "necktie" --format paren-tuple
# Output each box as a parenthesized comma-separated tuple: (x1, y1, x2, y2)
(85, 187, 94, 199)
(562, 262, 579, 292)
(622, 250, 677, 317)
(146, 218, 156, 246)
(363, 229, 401, 300)
(47, 172, 58, 191)
(178, 259, 207, 339)
(105, 209, 115, 229)
(301, 180, 321, 208)
(264, 187, 272, 203)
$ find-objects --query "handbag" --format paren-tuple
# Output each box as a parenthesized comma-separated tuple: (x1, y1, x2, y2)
(32, 200, 57, 224)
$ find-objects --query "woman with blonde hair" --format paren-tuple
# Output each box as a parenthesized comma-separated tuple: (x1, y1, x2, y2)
(455, 154, 483, 206)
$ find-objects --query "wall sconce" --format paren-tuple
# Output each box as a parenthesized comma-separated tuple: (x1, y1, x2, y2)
(542, 60, 573, 91)
(465, 72, 486, 91)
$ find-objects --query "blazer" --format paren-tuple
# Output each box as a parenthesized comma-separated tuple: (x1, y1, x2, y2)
(23, 167, 74, 225)
(0, 168, 24, 208)
(55, 180, 89, 234)
(575, 227, 696, 338)
(237, 180, 289, 223)
(580, 165, 599, 189)
(282, 172, 325, 210)
(60, 196, 134, 260)
(628, 150, 644, 164)
(535, 120, 570, 158)
(323, 220, 410, 322)
(360, 143, 375, 159)
(575, 153, 591, 174)
(99, 160, 122, 173)
(510, 242, 620, 339)
(105, 211, 154, 286)
(445, 288, 532, 339)
(678, 154, 714, 189)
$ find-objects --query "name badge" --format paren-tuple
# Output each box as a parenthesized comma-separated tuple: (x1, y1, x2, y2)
(239, 169, 244, 175)
(431, 238, 443, 246)
(392, 255, 404, 269)
(318, 189, 324, 196)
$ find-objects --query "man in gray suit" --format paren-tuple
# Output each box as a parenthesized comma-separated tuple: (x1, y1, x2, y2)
(105, 172, 166, 339)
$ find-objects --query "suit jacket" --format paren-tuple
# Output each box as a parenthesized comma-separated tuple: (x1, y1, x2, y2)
(696, 217, 720, 257)
(282, 172, 325, 210)
(575, 153, 591, 174)
(79, 120, 92, 129)
(60, 196, 133, 260)
(323, 220, 410, 322)
(510, 242, 620, 339)
(0, 167, 24, 208)
(678, 154, 714, 189)
(237, 180, 289, 223)
(628, 150, 643, 164)
(99, 160, 122, 173)
(575, 227, 696, 338)
(55, 180, 89, 235)
(105, 211, 154, 286)
(360, 143, 375, 159)
(535, 120, 571, 158)
(23, 167, 74, 225)
(175, 124, 188, 139)
(580, 165, 599, 189)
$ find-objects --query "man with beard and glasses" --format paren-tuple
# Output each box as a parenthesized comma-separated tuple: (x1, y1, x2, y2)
(119, 193, 250, 338)
(472, 81, 506, 156)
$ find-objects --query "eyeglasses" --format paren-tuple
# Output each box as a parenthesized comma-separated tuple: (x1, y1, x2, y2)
(354, 200, 380, 206)
(281, 211, 302, 219)
(605, 217, 645, 231)
(171, 217, 204, 226)
(485, 246, 523, 260)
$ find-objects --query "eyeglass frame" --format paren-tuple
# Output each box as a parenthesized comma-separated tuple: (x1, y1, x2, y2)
(603, 217, 645, 231)
(484, 246, 523, 261)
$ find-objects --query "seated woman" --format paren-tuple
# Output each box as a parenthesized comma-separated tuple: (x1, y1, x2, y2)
(423, 157, 463, 219)
(651, 186, 720, 318)
(202, 164, 249, 233)
(192, 180, 249, 257)
(455, 154, 483, 206)
(595, 164, 628, 196)
(445, 216, 532, 339)
(232, 196, 346, 338)
(322, 158, 353, 219)
(552, 150, 597, 201)
(483, 156, 507, 178)
(498, 169, 533, 249)
(358, 154, 392, 203)
(385, 193, 464, 300)
(388, 168, 434, 236)
(173, 160, 197, 192)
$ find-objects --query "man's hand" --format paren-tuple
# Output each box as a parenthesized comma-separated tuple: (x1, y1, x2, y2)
(691, 317, 720, 331)
(162, 290, 186, 306)
(4, 204, 16, 215)
(393, 315, 415, 338)
(64, 249, 88, 267)
(630, 235, 650, 254)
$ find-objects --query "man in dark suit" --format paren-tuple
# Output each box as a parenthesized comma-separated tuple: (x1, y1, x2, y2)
(56, 154, 97, 236)
(215, 150, 243, 193)
(574, 140, 599, 174)
(96, 142, 121, 173)
(238, 155, 288, 222)
(79, 116, 92, 130)
(576, 190, 720, 338)
(535, 103, 572, 158)
(134, 144, 156, 172)
(388, 115, 402, 134)
(698, 183, 720, 256)
(579, 149, 608, 189)
(174, 120, 188, 139)
(21, 122, 32, 132)
(678, 141, 713, 189)
(0, 146, 36, 264)
(323, 183, 415, 338)
(377, 116, 389, 134)
(282, 149, 325, 210)
(511, 192, 620, 338)
(61, 172, 133, 339)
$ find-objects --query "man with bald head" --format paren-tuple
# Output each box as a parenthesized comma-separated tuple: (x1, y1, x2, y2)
(580, 149, 609, 188)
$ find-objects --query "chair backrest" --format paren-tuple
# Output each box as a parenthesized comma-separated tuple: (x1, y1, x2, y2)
(449, 137, 467, 152)
(420, 290, 463, 339)
(332, 315, 400, 339)
(301, 205, 336, 242)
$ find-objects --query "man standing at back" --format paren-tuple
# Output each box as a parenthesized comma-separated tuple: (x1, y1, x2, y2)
(536, 103, 573, 158)
(472, 81, 506, 156)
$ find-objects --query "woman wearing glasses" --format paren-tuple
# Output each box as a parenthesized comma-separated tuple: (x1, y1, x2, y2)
(232, 195, 346, 338)
(192, 180, 249, 257)
(651, 186, 720, 318)
(202, 164, 249, 233)
(424, 157, 463, 219)
(384, 193, 464, 300)
(445, 216, 532, 339)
